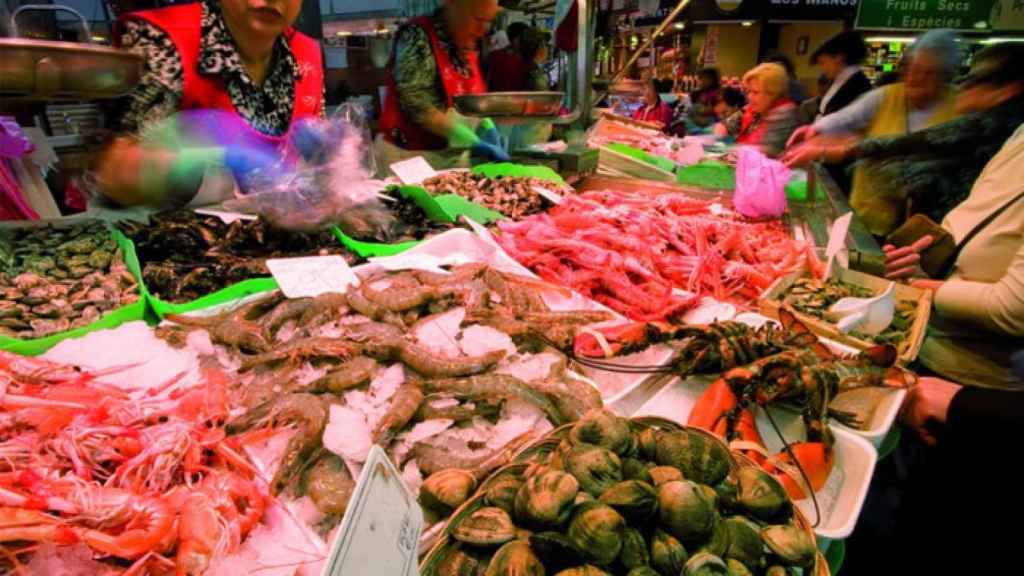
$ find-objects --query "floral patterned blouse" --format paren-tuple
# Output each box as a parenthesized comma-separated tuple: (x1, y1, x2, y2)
(112, 0, 307, 137)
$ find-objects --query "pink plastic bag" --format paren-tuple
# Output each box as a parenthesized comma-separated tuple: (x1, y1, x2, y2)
(733, 147, 790, 219)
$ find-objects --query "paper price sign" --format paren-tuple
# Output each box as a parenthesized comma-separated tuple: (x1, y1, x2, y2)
(266, 255, 359, 299)
(321, 446, 423, 576)
(390, 156, 438, 185)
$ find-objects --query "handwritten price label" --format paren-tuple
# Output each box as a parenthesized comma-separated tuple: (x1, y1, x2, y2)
(321, 446, 423, 576)
(390, 156, 438, 185)
(266, 256, 359, 299)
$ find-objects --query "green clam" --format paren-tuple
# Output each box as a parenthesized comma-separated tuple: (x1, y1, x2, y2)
(622, 458, 654, 484)
(654, 430, 731, 487)
(683, 552, 729, 576)
(657, 480, 718, 544)
(567, 502, 626, 566)
(483, 540, 544, 576)
(530, 531, 586, 574)
(514, 470, 580, 527)
(762, 524, 816, 567)
(723, 516, 763, 570)
(564, 442, 623, 497)
(569, 408, 633, 455)
(736, 467, 791, 521)
(650, 528, 688, 576)
(452, 507, 517, 547)
(421, 469, 478, 513)
(598, 480, 658, 523)
(485, 473, 524, 515)
(618, 527, 650, 570)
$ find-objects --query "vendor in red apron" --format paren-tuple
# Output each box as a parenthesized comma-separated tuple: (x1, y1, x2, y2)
(377, 0, 509, 167)
(93, 0, 324, 208)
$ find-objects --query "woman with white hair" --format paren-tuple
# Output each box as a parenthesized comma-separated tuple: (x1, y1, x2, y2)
(787, 29, 961, 236)
(714, 62, 799, 157)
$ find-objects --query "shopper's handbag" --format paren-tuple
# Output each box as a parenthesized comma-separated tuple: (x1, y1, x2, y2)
(887, 188, 1024, 279)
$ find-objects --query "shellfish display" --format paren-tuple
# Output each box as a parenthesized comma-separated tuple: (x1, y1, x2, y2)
(423, 411, 820, 576)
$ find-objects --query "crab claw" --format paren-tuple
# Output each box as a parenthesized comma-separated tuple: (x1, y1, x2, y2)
(763, 442, 834, 500)
(573, 322, 650, 358)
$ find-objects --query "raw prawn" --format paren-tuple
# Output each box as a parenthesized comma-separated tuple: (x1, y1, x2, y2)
(226, 393, 327, 494)
(398, 342, 506, 378)
(372, 380, 424, 447)
(424, 374, 565, 426)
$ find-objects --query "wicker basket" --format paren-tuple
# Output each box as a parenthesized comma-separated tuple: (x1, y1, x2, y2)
(420, 416, 829, 575)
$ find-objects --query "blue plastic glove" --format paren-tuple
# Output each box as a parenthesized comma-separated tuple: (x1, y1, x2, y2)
(290, 117, 353, 165)
(471, 139, 512, 162)
(476, 117, 507, 153)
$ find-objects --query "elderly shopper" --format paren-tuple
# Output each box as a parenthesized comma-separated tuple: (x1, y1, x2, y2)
(715, 63, 798, 157)
(787, 30, 961, 236)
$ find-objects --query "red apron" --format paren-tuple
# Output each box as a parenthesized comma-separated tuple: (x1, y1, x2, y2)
(379, 16, 486, 150)
(737, 99, 794, 146)
(116, 3, 323, 160)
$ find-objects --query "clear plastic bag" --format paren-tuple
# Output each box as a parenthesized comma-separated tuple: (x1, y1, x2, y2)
(733, 146, 790, 219)
(230, 114, 394, 236)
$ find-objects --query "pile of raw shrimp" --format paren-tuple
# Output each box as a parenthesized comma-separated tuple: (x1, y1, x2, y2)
(494, 190, 817, 322)
(0, 350, 267, 575)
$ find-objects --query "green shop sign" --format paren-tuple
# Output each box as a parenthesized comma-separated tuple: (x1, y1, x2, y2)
(856, 0, 1024, 31)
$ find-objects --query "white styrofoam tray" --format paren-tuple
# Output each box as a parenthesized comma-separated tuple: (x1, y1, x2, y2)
(632, 375, 876, 541)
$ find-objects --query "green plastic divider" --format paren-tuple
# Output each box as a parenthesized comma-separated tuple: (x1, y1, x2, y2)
(785, 179, 809, 202)
(877, 426, 902, 461)
(399, 185, 453, 223)
(147, 276, 280, 319)
(471, 162, 566, 184)
(433, 194, 504, 224)
(333, 228, 421, 258)
(604, 142, 678, 173)
(676, 160, 736, 190)
(825, 538, 846, 575)
(0, 226, 150, 356)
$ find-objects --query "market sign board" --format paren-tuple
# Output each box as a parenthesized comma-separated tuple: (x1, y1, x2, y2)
(856, 0, 1024, 31)
(767, 0, 861, 20)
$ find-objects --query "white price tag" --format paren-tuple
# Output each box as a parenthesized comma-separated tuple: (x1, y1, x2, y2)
(824, 212, 853, 277)
(321, 445, 422, 576)
(193, 208, 258, 224)
(266, 256, 359, 299)
(390, 156, 438, 185)
(532, 185, 564, 205)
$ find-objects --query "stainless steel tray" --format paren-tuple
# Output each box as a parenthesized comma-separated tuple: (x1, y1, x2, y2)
(1, 4, 143, 100)
(453, 91, 564, 117)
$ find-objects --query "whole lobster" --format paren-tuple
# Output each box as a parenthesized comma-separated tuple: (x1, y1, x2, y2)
(688, 341, 915, 500)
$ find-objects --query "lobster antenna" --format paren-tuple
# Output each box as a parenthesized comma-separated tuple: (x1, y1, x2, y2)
(537, 334, 675, 374)
(763, 407, 822, 529)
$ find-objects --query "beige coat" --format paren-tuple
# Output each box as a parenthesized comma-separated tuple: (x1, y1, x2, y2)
(919, 125, 1024, 388)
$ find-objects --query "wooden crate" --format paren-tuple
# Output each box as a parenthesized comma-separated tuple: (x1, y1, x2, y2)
(758, 266, 931, 366)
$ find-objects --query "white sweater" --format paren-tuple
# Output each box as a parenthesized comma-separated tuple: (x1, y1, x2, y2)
(919, 125, 1024, 388)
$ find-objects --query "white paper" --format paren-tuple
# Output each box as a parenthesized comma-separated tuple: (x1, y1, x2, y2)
(824, 212, 853, 277)
(267, 256, 359, 299)
(389, 156, 438, 185)
(193, 208, 258, 224)
(532, 185, 564, 205)
(321, 446, 422, 576)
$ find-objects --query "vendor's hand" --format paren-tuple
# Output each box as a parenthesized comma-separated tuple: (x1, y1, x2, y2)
(900, 376, 961, 446)
(786, 125, 817, 148)
(883, 235, 934, 280)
